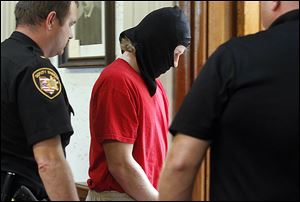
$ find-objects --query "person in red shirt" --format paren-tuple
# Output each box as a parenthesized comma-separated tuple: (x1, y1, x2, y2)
(86, 6, 191, 201)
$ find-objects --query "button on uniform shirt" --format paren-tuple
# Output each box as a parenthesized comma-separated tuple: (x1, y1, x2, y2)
(1, 31, 74, 197)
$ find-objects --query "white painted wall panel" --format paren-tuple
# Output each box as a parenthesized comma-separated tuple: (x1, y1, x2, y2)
(1, 1, 17, 42)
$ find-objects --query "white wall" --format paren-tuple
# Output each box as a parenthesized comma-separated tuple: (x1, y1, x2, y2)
(53, 57, 102, 183)
(1, 1, 17, 42)
(1, 1, 174, 183)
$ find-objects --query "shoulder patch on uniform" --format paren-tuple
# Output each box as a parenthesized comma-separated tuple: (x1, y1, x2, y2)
(32, 68, 62, 99)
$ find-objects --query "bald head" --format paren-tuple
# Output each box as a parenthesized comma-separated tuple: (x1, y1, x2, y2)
(260, 1, 299, 29)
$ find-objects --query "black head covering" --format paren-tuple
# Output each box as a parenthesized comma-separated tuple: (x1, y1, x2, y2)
(119, 6, 191, 96)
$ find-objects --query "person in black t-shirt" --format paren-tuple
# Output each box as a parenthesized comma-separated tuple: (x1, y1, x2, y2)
(1, 2, 79, 201)
(159, 1, 299, 201)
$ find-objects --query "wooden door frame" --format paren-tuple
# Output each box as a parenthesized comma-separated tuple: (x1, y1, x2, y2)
(175, 1, 236, 200)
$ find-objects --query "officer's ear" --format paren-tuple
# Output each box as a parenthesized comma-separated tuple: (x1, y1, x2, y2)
(46, 11, 57, 31)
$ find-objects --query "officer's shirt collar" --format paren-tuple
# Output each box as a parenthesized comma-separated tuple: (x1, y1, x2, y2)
(270, 9, 299, 29)
(10, 31, 44, 56)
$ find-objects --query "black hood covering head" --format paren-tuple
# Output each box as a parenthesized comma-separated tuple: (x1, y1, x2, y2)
(119, 6, 191, 96)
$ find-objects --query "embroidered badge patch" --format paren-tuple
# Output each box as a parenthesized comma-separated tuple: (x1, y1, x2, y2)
(32, 68, 62, 99)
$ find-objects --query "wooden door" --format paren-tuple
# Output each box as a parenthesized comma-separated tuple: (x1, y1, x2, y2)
(175, 1, 261, 200)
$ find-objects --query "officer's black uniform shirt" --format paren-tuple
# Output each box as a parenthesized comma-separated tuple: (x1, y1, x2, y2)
(1, 31, 74, 197)
(170, 10, 299, 201)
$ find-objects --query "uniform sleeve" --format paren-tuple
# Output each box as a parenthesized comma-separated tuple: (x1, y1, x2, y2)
(90, 81, 138, 144)
(18, 59, 73, 147)
(170, 44, 235, 140)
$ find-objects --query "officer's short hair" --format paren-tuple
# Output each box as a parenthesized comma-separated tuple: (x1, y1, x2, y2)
(120, 37, 136, 54)
(15, 1, 79, 27)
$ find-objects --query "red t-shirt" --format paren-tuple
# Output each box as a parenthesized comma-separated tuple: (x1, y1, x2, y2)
(87, 58, 169, 192)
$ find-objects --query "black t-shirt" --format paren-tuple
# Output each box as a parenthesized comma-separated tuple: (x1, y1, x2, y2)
(170, 10, 299, 201)
(1, 31, 74, 197)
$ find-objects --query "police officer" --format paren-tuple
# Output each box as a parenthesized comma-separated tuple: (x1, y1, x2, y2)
(159, 1, 299, 201)
(1, 2, 79, 201)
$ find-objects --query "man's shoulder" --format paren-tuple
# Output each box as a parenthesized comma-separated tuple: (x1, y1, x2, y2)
(2, 39, 37, 65)
(1, 37, 29, 58)
(223, 31, 265, 48)
(2, 41, 56, 75)
(223, 23, 297, 59)
(218, 29, 276, 59)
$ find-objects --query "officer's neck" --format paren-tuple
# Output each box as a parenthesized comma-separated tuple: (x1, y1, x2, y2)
(16, 25, 49, 58)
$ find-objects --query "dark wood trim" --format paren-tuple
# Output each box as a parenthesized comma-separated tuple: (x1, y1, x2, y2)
(174, 1, 192, 114)
(175, 1, 236, 201)
(59, 56, 106, 68)
(237, 1, 245, 37)
(105, 1, 116, 65)
(75, 182, 88, 201)
(175, 2, 209, 200)
(236, 1, 262, 36)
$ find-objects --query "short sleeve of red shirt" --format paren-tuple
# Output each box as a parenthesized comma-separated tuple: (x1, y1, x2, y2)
(90, 67, 139, 144)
